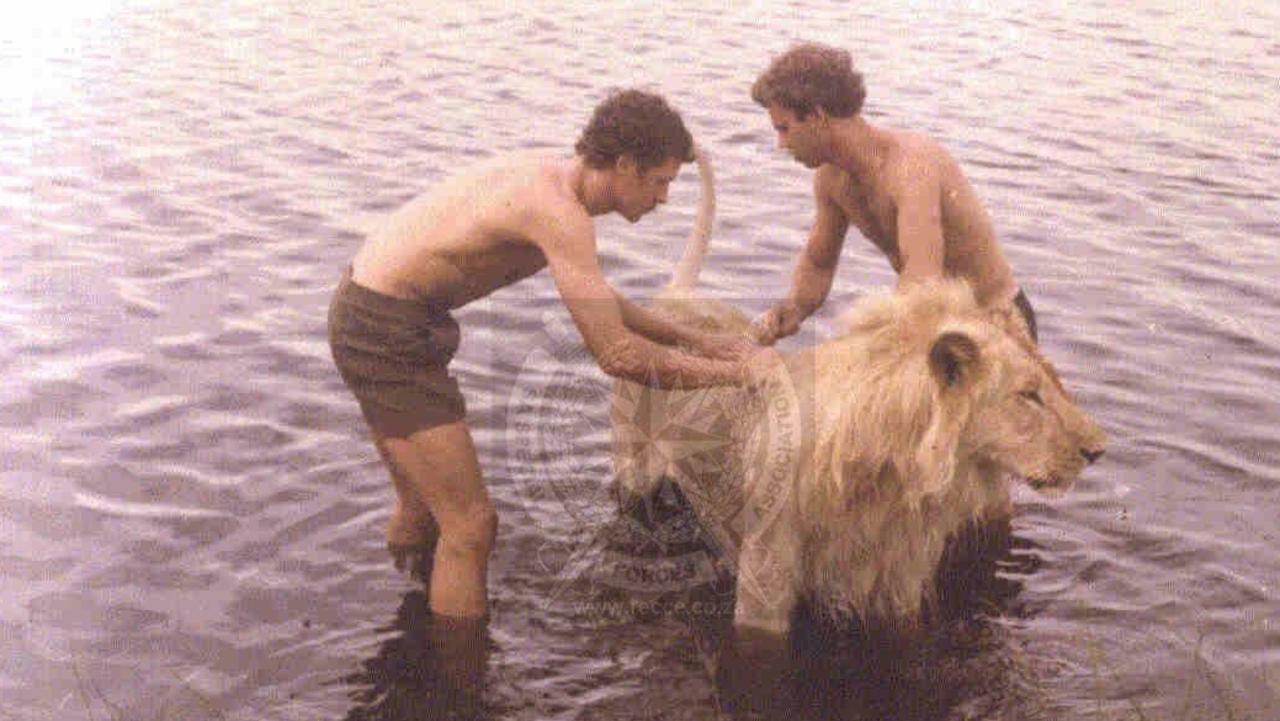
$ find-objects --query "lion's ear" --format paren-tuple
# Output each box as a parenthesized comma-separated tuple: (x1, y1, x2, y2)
(929, 331, 981, 389)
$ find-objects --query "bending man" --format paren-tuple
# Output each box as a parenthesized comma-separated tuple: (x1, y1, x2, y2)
(329, 90, 767, 619)
(748, 42, 1039, 345)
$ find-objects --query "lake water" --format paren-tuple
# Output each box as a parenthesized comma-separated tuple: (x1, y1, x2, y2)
(3, 1, 1278, 719)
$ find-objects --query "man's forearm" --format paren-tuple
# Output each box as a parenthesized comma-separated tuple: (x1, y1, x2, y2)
(600, 334, 743, 389)
(778, 259, 835, 324)
(614, 292, 702, 347)
(777, 295, 819, 323)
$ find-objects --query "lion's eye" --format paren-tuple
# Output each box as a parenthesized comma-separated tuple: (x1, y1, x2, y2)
(1019, 389, 1044, 406)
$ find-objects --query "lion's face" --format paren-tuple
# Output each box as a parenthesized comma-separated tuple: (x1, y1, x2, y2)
(931, 327, 1108, 495)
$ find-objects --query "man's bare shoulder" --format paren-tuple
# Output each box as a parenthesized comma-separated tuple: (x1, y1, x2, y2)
(391, 151, 542, 212)
(443, 152, 590, 232)
(443, 151, 555, 195)
(482, 154, 592, 251)
(813, 163, 850, 198)
(904, 131, 960, 166)
(884, 132, 956, 191)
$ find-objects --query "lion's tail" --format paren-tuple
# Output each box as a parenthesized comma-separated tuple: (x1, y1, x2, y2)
(667, 144, 716, 293)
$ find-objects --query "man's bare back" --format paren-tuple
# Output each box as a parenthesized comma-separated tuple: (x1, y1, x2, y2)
(352, 153, 573, 309)
(348, 149, 761, 389)
(816, 129, 1018, 307)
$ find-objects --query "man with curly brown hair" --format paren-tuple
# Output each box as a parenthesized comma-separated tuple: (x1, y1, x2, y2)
(329, 89, 769, 619)
(748, 42, 1038, 346)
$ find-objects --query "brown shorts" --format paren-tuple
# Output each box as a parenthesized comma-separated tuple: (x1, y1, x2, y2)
(328, 267, 466, 437)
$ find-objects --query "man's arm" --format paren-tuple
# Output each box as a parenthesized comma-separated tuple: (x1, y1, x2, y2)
(611, 291, 757, 360)
(752, 168, 850, 345)
(892, 157, 945, 289)
(536, 212, 751, 389)
(611, 290, 701, 346)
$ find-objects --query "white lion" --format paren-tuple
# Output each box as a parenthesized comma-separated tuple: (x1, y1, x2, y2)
(610, 150, 1107, 635)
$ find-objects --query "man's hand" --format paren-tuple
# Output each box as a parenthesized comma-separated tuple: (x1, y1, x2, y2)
(742, 346, 786, 389)
(691, 332, 759, 362)
(749, 303, 803, 346)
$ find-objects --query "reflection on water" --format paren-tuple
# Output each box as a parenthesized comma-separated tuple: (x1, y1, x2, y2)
(344, 592, 495, 721)
(336, 482, 1041, 721)
(705, 530, 1036, 721)
(4, 0, 1279, 719)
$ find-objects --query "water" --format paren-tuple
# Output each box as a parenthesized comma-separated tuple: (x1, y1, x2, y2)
(3, 1, 1278, 719)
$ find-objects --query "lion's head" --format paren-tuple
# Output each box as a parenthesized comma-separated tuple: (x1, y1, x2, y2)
(929, 315, 1107, 496)
(792, 281, 1107, 622)
(812, 280, 1107, 508)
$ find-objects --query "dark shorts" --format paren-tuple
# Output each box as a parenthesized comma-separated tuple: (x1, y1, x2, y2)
(1012, 288, 1039, 344)
(328, 267, 466, 437)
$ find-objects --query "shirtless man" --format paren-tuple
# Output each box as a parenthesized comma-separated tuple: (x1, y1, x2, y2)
(328, 90, 767, 620)
(747, 42, 1039, 345)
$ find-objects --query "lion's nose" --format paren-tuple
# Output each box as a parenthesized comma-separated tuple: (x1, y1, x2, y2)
(1081, 448, 1104, 465)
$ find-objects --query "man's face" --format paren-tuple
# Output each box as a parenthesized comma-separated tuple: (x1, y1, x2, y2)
(615, 156, 681, 223)
(768, 105, 826, 168)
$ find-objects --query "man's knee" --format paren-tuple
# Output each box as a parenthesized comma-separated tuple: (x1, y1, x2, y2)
(439, 504, 498, 558)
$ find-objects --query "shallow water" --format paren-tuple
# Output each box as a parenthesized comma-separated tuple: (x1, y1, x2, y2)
(3, 1, 1278, 719)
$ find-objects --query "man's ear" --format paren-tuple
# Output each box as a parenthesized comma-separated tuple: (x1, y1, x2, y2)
(929, 331, 981, 389)
(616, 154, 638, 176)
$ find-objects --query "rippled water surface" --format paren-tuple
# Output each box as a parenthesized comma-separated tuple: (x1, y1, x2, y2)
(3, 1, 1278, 719)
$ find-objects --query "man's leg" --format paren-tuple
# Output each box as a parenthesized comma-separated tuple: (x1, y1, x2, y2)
(374, 438, 440, 575)
(374, 420, 496, 619)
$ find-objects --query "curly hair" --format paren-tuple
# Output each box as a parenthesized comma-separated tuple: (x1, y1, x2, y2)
(575, 89, 694, 171)
(751, 42, 866, 119)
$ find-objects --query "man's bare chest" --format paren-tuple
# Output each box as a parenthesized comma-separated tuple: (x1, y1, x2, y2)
(831, 182, 900, 262)
(483, 237, 548, 286)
